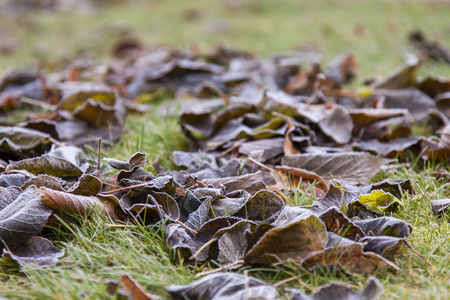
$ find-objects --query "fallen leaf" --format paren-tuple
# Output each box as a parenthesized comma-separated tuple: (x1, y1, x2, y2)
(372, 61, 418, 90)
(289, 276, 383, 300)
(6, 155, 83, 178)
(354, 217, 412, 238)
(274, 165, 328, 191)
(0, 188, 52, 250)
(22, 174, 65, 191)
(0, 173, 31, 188)
(350, 108, 409, 128)
(350, 190, 402, 216)
(120, 274, 157, 300)
(0, 186, 22, 210)
(105, 152, 146, 170)
(359, 236, 407, 260)
(429, 199, 450, 216)
(218, 222, 256, 264)
(244, 208, 328, 264)
(234, 189, 285, 222)
(319, 207, 365, 241)
(35, 187, 119, 221)
(303, 232, 399, 274)
(201, 172, 267, 195)
(0, 126, 52, 159)
(282, 153, 392, 185)
(372, 88, 436, 122)
(3, 236, 64, 267)
(166, 272, 278, 300)
(318, 105, 353, 144)
(353, 138, 421, 158)
(58, 81, 116, 111)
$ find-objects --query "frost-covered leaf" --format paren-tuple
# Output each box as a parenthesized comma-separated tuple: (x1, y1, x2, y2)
(318, 105, 353, 144)
(319, 207, 365, 241)
(218, 222, 257, 264)
(244, 208, 328, 264)
(0, 126, 52, 158)
(0, 186, 22, 210)
(354, 217, 412, 238)
(22, 175, 65, 191)
(282, 153, 392, 184)
(289, 277, 383, 300)
(430, 199, 450, 216)
(104, 152, 146, 170)
(359, 236, 407, 260)
(0, 188, 52, 250)
(201, 172, 267, 195)
(349, 190, 402, 217)
(6, 155, 83, 177)
(167, 272, 278, 300)
(303, 232, 399, 274)
(234, 190, 285, 222)
(66, 174, 102, 196)
(3, 236, 64, 267)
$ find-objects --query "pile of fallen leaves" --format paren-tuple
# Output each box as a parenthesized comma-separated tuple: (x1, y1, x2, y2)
(1, 33, 450, 299)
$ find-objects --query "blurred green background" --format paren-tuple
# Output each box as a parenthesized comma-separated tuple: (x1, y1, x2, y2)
(0, 0, 449, 78)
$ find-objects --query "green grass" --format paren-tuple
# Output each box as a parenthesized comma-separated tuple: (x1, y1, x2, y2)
(1, 0, 450, 299)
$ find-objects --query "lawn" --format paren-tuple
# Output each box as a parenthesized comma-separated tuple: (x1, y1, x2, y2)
(0, 0, 450, 299)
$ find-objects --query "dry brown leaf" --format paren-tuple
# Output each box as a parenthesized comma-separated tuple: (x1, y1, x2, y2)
(120, 275, 157, 300)
(35, 187, 119, 221)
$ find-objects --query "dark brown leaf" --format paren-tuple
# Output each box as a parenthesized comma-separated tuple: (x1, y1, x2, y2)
(244, 208, 327, 264)
(319, 207, 365, 241)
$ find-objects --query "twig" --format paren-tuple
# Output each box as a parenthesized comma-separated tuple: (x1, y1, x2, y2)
(191, 237, 218, 260)
(194, 260, 244, 278)
(49, 137, 66, 147)
(97, 138, 102, 171)
(248, 157, 275, 172)
(244, 270, 249, 299)
(273, 274, 303, 287)
(176, 220, 198, 234)
(21, 96, 57, 111)
(102, 183, 150, 195)
(105, 224, 140, 229)
(405, 241, 434, 267)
